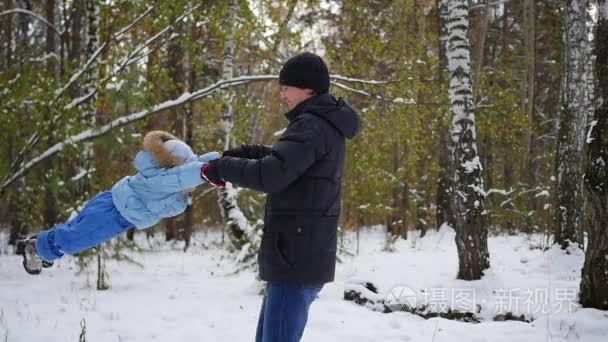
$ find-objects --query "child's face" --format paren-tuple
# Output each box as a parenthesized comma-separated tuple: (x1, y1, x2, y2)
(280, 85, 315, 111)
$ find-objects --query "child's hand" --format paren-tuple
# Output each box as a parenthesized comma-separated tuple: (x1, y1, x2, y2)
(198, 151, 221, 163)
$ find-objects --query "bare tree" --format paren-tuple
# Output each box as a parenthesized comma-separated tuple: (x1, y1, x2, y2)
(215, 0, 259, 259)
(435, 0, 453, 229)
(580, 0, 608, 309)
(554, 0, 591, 249)
(444, 0, 490, 280)
(524, 0, 537, 214)
(42, 0, 60, 228)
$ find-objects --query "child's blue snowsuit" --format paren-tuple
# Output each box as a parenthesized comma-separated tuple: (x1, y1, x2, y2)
(35, 150, 219, 261)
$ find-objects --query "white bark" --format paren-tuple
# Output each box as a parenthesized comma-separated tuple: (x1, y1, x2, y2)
(554, 0, 591, 248)
(445, 0, 489, 280)
(216, 0, 260, 258)
(220, 0, 237, 150)
(84, 0, 99, 147)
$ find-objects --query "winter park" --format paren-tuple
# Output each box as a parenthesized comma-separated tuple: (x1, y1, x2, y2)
(1, 0, 608, 341)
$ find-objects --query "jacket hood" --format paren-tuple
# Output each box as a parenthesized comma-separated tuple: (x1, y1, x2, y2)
(142, 131, 181, 167)
(133, 150, 161, 177)
(133, 130, 183, 176)
(285, 93, 362, 139)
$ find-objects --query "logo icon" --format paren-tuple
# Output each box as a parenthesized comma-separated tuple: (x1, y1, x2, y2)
(385, 285, 418, 313)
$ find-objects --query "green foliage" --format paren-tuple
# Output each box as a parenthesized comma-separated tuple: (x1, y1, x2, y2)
(0, 0, 567, 242)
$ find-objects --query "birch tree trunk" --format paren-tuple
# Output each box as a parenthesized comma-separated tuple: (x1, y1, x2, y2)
(435, 0, 453, 229)
(580, 0, 608, 309)
(182, 1, 196, 251)
(42, 0, 60, 228)
(217, 0, 258, 257)
(3, 0, 23, 245)
(444, 0, 490, 280)
(524, 0, 538, 214)
(84, 0, 108, 291)
(69, 0, 84, 70)
(84, 0, 103, 201)
(85, 0, 99, 129)
(164, 14, 186, 243)
(554, 0, 590, 249)
(45, 0, 58, 79)
(3, 0, 13, 69)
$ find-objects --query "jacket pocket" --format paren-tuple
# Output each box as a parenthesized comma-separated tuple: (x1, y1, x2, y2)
(309, 216, 339, 263)
(274, 233, 293, 268)
(262, 216, 310, 270)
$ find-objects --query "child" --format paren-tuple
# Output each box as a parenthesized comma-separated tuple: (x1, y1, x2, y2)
(16, 130, 219, 275)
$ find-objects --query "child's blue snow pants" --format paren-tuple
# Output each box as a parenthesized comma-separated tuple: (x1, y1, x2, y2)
(36, 191, 133, 261)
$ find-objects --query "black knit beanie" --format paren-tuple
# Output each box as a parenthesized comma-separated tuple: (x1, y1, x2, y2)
(279, 52, 330, 94)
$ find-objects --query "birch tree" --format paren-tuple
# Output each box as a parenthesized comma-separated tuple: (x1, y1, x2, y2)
(86, 0, 110, 291)
(580, 0, 608, 309)
(524, 0, 537, 214)
(444, 0, 490, 280)
(42, 0, 60, 227)
(554, 0, 591, 249)
(216, 0, 260, 264)
(435, 0, 454, 229)
(82, 0, 100, 194)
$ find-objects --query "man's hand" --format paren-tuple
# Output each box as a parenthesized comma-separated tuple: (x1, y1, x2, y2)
(201, 160, 226, 188)
(222, 144, 272, 159)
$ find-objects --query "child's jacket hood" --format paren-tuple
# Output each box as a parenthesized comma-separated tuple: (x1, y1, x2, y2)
(110, 131, 216, 229)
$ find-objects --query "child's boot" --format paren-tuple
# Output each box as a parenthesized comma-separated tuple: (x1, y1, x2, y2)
(16, 237, 43, 275)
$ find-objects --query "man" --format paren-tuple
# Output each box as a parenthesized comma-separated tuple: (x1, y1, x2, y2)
(202, 52, 361, 342)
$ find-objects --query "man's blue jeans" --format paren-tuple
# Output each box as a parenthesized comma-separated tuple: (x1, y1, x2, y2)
(255, 282, 323, 342)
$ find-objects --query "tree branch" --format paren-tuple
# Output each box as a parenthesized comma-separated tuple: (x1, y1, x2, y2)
(1, 73, 396, 193)
(7, 3, 191, 177)
(113, 5, 155, 39)
(331, 75, 394, 85)
(332, 81, 436, 105)
(0, 8, 63, 37)
(0, 75, 276, 192)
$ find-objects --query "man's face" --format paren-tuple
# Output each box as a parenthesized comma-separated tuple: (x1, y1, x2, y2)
(280, 85, 315, 111)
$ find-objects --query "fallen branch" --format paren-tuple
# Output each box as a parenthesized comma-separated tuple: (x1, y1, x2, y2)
(344, 281, 533, 323)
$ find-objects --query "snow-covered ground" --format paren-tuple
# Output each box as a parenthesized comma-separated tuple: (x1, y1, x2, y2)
(1, 226, 607, 342)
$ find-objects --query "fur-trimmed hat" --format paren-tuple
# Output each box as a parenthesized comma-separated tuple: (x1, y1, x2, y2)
(142, 130, 196, 167)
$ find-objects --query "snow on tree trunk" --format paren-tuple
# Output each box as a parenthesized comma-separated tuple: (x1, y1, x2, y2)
(216, 0, 260, 261)
(46, 0, 59, 81)
(81, 0, 99, 182)
(444, 0, 490, 280)
(580, 0, 608, 309)
(85, 0, 107, 290)
(42, 0, 60, 228)
(182, 1, 195, 251)
(435, 0, 454, 229)
(554, 0, 591, 249)
(85, 0, 99, 130)
(67, 0, 98, 204)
